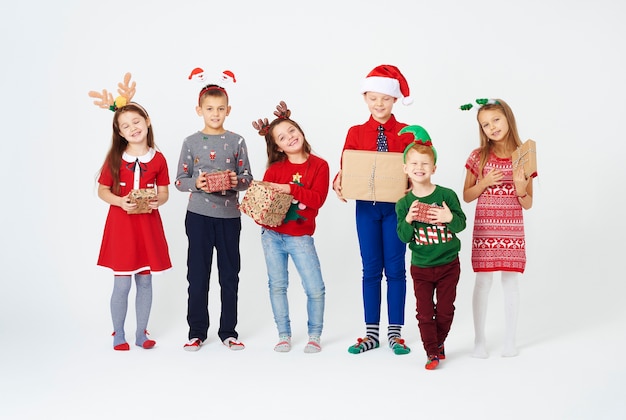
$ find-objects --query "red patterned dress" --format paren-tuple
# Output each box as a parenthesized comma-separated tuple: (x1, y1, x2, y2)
(465, 149, 529, 273)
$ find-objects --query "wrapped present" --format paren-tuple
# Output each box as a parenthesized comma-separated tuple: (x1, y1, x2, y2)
(204, 170, 232, 193)
(412, 201, 444, 225)
(128, 188, 156, 214)
(341, 150, 408, 203)
(512, 139, 538, 178)
(240, 180, 293, 227)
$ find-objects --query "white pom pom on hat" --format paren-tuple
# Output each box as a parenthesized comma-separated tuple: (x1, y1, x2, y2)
(360, 64, 413, 105)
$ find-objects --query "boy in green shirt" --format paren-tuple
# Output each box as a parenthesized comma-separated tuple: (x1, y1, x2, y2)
(395, 125, 466, 370)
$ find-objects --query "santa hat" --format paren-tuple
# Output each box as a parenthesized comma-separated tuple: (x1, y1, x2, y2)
(188, 67, 204, 80)
(360, 64, 413, 105)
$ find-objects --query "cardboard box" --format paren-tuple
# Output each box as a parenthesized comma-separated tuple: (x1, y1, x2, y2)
(204, 170, 232, 193)
(127, 188, 156, 214)
(512, 139, 538, 178)
(240, 180, 293, 227)
(341, 150, 408, 203)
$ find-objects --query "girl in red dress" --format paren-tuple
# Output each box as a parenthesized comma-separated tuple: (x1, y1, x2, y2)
(462, 98, 535, 358)
(92, 75, 171, 350)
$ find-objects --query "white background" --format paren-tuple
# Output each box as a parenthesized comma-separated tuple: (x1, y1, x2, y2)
(1, 1, 625, 419)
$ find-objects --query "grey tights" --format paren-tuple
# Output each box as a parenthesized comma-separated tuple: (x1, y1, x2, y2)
(111, 274, 153, 347)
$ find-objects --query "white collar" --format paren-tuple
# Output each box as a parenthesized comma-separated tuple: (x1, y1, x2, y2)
(122, 148, 156, 163)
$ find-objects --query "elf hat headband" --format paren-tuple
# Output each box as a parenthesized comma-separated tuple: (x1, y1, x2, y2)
(399, 125, 437, 164)
(459, 98, 500, 111)
(361, 64, 413, 105)
(88, 72, 137, 112)
(252, 100, 291, 136)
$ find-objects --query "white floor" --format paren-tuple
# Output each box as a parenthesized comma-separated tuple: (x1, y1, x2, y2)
(2, 246, 625, 420)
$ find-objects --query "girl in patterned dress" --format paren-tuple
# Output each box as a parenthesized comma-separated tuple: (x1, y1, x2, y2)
(462, 99, 535, 358)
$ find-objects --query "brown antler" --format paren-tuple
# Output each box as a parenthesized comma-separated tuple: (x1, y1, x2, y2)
(88, 72, 135, 110)
(273, 101, 291, 119)
(88, 89, 115, 109)
(117, 72, 136, 103)
(252, 118, 270, 136)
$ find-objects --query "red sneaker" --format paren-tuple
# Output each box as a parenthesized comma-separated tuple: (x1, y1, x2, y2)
(425, 354, 439, 370)
(183, 338, 203, 352)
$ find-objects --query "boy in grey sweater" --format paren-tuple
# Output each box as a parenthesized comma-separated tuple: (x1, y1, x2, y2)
(175, 83, 253, 351)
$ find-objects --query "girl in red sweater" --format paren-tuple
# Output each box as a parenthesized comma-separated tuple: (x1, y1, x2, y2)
(252, 101, 330, 353)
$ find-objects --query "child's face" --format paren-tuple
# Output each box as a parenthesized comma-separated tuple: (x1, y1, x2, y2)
(478, 109, 509, 142)
(272, 121, 304, 155)
(404, 148, 436, 184)
(117, 111, 150, 145)
(196, 95, 231, 134)
(363, 91, 397, 123)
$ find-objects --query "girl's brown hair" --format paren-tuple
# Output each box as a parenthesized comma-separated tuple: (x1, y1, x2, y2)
(100, 103, 154, 195)
(264, 119, 311, 168)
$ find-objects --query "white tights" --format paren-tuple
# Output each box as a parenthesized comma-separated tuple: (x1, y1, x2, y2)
(472, 271, 520, 358)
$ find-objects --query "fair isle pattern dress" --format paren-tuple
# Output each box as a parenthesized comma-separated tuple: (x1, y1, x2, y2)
(465, 149, 528, 273)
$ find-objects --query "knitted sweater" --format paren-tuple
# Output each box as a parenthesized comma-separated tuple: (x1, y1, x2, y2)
(396, 186, 466, 268)
(175, 130, 253, 218)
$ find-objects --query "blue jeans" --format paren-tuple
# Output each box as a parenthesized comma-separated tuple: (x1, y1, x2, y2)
(261, 229, 325, 337)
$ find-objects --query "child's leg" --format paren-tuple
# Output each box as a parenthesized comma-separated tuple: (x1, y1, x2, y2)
(433, 258, 461, 352)
(215, 217, 242, 343)
(355, 201, 384, 327)
(501, 271, 520, 357)
(135, 272, 154, 348)
(289, 234, 325, 340)
(381, 204, 407, 330)
(261, 229, 292, 338)
(111, 275, 131, 349)
(472, 272, 493, 358)
(185, 211, 213, 343)
(411, 265, 437, 355)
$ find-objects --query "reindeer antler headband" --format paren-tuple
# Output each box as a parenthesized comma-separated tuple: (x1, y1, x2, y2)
(251, 100, 291, 136)
(88, 72, 136, 112)
(459, 98, 500, 111)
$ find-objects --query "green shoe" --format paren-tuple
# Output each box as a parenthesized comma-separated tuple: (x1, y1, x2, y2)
(390, 338, 411, 355)
(348, 337, 380, 354)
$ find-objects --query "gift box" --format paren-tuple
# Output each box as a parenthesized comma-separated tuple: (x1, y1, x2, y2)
(204, 170, 232, 193)
(412, 201, 444, 225)
(239, 180, 293, 227)
(127, 188, 156, 214)
(341, 150, 408, 203)
(512, 139, 538, 178)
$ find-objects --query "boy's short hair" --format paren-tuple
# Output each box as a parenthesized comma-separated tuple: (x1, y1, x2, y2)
(198, 84, 228, 106)
(404, 143, 436, 164)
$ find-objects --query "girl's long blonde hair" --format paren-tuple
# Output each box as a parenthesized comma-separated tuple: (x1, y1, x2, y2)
(476, 98, 522, 175)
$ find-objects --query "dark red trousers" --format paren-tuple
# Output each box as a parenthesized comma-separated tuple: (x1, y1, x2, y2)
(410, 257, 460, 356)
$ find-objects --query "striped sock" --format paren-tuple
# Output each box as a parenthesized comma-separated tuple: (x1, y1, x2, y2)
(366, 323, 380, 343)
(348, 324, 380, 354)
(387, 324, 402, 348)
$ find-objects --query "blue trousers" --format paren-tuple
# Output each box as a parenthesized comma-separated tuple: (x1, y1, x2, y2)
(261, 229, 325, 337)
(355, 200, 407, 325)
(185, 211, 241, 342)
